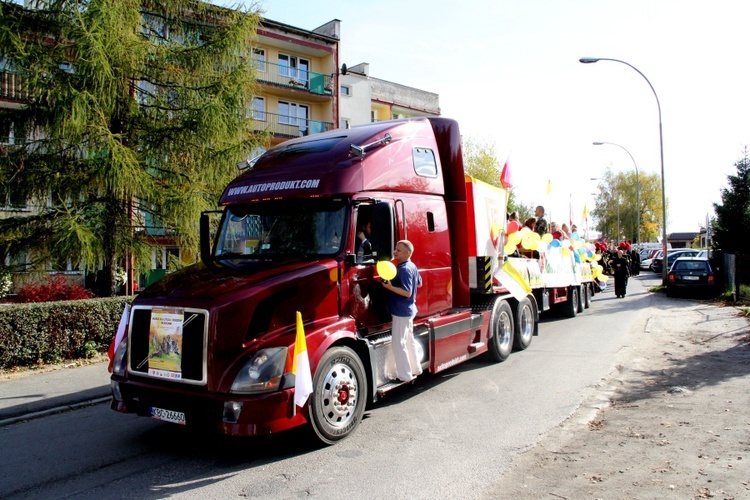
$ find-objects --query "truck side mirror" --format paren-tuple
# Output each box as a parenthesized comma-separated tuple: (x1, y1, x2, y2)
(371, 202, 394, 261)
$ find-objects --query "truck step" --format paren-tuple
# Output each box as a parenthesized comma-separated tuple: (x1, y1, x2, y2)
(376, 379, 415, 396)
(468, 341, 485, 353)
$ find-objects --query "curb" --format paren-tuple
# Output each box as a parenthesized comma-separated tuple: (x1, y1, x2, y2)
(0, 396, 111, 427)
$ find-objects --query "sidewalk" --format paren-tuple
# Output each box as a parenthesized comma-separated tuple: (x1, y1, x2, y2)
(0, 360, 111, 424)
(489, 285, 750, 499)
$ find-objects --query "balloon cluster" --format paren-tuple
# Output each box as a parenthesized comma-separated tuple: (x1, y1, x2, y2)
(504, 229, 609, 283)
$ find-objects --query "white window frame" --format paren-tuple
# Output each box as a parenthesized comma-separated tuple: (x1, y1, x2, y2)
(252, 48, 266, 72)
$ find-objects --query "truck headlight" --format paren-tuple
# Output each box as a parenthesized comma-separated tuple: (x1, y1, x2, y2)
(230, 347, 288, 394)
(113, 337, 128, 377)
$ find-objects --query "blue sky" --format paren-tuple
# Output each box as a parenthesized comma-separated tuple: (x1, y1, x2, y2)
(223, 0, 750, 236)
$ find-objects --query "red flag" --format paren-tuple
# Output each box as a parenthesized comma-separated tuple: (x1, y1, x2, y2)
(499, 160, 513, 189)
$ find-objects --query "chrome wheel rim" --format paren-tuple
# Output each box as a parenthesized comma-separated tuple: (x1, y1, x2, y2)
(319, 362, 359, 429)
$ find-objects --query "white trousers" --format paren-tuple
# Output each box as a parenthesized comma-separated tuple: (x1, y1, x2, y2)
(392, 314, 422, 381)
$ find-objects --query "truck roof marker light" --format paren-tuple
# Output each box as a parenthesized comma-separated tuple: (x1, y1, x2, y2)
(349, 133, 392, 158)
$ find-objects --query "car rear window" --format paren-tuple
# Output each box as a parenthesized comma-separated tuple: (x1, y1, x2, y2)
(674, 261, 709, 272)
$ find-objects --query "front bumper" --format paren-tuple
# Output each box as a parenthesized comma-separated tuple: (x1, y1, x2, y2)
(111, 376, 307, 436)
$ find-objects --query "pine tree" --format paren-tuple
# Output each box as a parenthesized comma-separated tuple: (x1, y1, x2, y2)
(0, 0, 265, 296)
(713, 152, 750, 254)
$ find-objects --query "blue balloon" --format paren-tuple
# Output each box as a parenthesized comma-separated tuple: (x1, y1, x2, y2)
(587, 250, 593, 258)
(551, 239, 561, 248)
(572, 233, 580, 241)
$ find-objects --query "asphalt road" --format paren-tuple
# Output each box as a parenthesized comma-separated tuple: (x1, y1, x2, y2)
(0, 274, 660, 499)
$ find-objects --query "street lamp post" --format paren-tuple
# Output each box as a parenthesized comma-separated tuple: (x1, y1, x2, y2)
(593, 141, 640, 245)
(580, 57, 668, 284)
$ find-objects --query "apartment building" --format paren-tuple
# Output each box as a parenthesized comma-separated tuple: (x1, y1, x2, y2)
(251, 18, 341, 147)
(339, 62, 440, 128)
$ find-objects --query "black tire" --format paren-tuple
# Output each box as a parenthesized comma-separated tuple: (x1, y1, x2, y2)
(576, 285, 585, 313)
(488, 299, 514, 362)
(513, 296, 535, 351)
(583, 283, 592, 309)
(562, 286, 578, 318)
(309, 346, 366, 445)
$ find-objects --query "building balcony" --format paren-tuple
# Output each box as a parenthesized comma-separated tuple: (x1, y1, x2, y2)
(255, 61, 333, 97)
(0, 71, 29, 102)
(251, 111, 334, 138)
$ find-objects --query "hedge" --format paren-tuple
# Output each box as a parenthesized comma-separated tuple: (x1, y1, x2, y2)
(0, 296, 132, 370)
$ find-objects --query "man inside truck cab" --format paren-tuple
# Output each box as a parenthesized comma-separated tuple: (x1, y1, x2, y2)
(356, 220, 373, 263)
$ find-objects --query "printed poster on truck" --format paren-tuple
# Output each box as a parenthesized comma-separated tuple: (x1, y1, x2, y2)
(147, 308, 184, 380)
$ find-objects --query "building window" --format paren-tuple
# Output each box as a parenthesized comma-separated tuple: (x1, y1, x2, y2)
(340, 85, 351, 96)
(252, 48, 266, 72)
(278, 53, 309, 86)
(340, 118, 350, 129)
(370, 110, 377, 123)
(252, 97, 265, 121)
(279, 100, 309, 136)
(413, 147, 438, 178)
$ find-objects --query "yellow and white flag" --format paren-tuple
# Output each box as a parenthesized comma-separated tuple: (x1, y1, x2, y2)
(495, 260, 533, 301)
(293, 311, 313, 408)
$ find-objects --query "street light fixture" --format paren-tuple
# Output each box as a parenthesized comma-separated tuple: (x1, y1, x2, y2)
(593, 141, 640, 245)
(580, 57, 668, 284)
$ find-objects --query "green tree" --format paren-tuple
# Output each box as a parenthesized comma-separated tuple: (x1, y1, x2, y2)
(463, 137, 501, 186)
(462, 137, 532, 220)
(0, 0, 264, 296)
(591, 169, 664, 243)
(713, 151, 750, 254)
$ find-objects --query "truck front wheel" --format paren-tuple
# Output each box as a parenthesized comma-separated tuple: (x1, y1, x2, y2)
(309, 346, 367, 445)
(488, 299, 514, 362)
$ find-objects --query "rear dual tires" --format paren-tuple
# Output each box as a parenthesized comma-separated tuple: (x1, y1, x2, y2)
(562, 286, 579, 318)
(488, 299, 514, 362)
(583, 284, 592, 309)
(513, 297, 534, 351)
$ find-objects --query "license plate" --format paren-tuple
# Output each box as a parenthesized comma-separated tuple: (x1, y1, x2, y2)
(150, 407, 186, 425)
(683, 276, 699, 281)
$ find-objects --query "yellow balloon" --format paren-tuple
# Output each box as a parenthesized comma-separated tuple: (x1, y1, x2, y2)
(599, 275, 609, 283)
(530, 231, 541, 241)
(541, 233, 553, 244)
(594, 253, 602, 261)
(520, 227, 532, 236)
(491, 222, 502, 240)
(509, 232, 523, 246)
(376, 260, 397, 280)
(521, 236, 534, 250)
(504, 242, 516, 255)
(573, 240, 584, 249)
(561, 247, 571, 257)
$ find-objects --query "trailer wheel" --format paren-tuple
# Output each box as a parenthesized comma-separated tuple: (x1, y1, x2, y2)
(513, 297, 535, 351)
(583, 284, 592, 309)
(562, 286, 579, 318)
(577, 285, 585, 313)
(309, 346, 366, 445)
(488, 299, 514, 362)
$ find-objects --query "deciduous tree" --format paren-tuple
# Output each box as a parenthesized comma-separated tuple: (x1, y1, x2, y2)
(591, 169, 664, 243)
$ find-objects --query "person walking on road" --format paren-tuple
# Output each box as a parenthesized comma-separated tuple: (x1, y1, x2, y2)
(613, 249, 630, 298)
(382, 240, 423, 383)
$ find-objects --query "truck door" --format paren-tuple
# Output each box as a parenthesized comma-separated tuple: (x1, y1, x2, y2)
(348, 201, 393, 332)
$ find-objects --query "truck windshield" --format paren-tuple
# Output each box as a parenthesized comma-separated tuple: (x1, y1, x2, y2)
(214, 199, 347, 261)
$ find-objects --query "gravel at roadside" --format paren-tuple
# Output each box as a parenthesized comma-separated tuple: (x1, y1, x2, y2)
(487, 299, 750, 499)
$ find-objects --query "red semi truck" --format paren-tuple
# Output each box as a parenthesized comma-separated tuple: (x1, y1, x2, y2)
(109, 117, 597, 443)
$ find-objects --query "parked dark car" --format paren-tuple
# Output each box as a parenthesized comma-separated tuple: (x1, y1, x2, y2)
(666, 257, 717, 298)
(651, 249, 700, 273)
